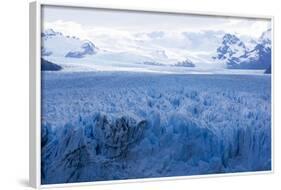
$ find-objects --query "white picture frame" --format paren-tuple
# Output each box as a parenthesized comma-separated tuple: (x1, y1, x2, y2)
(29, 0, 274, 188)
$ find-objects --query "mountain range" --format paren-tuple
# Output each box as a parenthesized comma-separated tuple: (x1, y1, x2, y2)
(41, 28, 272, 73)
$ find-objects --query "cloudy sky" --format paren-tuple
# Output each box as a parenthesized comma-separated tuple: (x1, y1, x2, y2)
(42, 5, 271, 62)
(42, 5, 270, 36)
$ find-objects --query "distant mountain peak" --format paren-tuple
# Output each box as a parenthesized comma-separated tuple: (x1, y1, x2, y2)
(65, 40, 98, 58)
(42, 29, 98, 59)
(222, 33, 246, 48)
(213, 29, 271, 70)
(81, 40, 96, 52)
(222, 34, 241, 45)
(259, 28, 271, 49)
(42, 28, 62, 37)
(215, 33, 247, 61)
(260, 28, 271, 40)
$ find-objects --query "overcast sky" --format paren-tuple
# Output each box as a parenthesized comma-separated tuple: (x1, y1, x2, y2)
(42, 5, 271, 37)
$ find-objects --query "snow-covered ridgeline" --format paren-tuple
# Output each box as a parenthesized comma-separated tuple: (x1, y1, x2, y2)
(213, 29, 272, 71)
(42, 29, 98, 58)
(41, 28, 272, 73)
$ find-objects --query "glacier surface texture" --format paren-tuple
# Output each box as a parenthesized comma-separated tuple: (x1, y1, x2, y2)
(41, 72, 271, 184)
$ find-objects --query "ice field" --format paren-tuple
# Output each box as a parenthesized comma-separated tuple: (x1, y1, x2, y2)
(41, 71, 271, 184)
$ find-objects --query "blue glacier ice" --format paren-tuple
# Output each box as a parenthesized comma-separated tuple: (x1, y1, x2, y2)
(41, 72, 271, 184)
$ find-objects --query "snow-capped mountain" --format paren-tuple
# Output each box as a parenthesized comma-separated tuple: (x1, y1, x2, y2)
(243, 29, 271, 69)
(41, 29, 198, 72)
(41, 28, 271, 73)
(213, 29, 271, 70)
(259, 29, 271, 48)
(214, 33, 247, 61)
(65, 41, 97, 58)
(42, 29, 98, 59)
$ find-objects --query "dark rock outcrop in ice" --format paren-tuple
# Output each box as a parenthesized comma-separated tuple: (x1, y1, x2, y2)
(41, 58, 62, 71)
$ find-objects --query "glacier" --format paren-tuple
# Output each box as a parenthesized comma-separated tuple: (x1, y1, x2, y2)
(41, 71, 271, 184)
